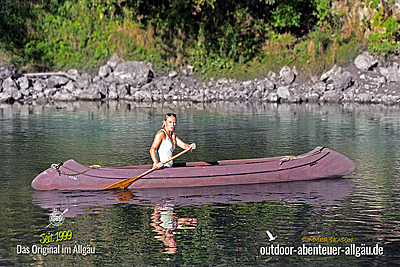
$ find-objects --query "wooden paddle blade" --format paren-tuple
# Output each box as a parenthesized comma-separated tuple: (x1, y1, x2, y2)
(105, 168, 155, 190)
(105, 177, 135, 190)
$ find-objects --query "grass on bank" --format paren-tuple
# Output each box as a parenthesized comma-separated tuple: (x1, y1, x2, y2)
(0, 29, 363, 81)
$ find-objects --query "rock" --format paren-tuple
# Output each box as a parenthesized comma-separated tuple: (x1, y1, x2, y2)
(92, 75, 100, 84)
(305, 92, 320, 102)
(169, 71, 178, 79)
(243, 80, 254, 89)
(277, 86, 291, 99)
(67, 69, 80, 81)
(371, 76, 386, 87)
(43, 88, 57, 97)
(71, 89, 83, 98)
(357, 93, 373, 103)
(354, 52, 378, 71)
(256, 83, 265, 93)
(103, 72, 115, 84)
(53, 91, 77, 101)
(63, 80, 75, 93)
(321, 91, 342, 103)
(114, 61, 154, 87)
(252, 89, 263, 99)
(20, 88, 30, 97)
(288, 95, 301, 103)
(217, 78, 229, 85)
(320, 65, 342, 82)
(107, 53, 124, 69)
(34, 94, 48, 104)
(379, 63, 400, 82)
(1, 51, 400, 106)
(47, 75, 70, 88)
(117, 84, 130, 99)
(17, 76, 30, 90)
(99, 64, 112, 78)
(89, 82, 107, 97)
(330, 71, 353, 91)
(33, 79, 47, 93)
(0, 65, 15, 79)
(106, 83, 118, 99)
(312, 82, 326, 94)
(3, 77, 19, 92)
(266, 93, 278, 102)
(0, 92, 11, 102)
(381, 95, 398, 106)
(76, 73, 91, 89)
(78, 89, 102, 100)
(263, 79, 275, 91)
(9, 88, 22, 101)
(342, 88, 356, 102)
(108, 90, 118, 99)
(133, 90, 152, 102)
(279, 65, 295, 85)
(192, 93, 203, 102)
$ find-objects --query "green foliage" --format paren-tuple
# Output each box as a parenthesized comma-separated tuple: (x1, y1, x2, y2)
(0, 0, 396, 78)
(367, 10, 400, 65)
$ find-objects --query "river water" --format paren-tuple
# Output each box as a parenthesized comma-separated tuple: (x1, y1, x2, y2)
(0, 101, 399, 266)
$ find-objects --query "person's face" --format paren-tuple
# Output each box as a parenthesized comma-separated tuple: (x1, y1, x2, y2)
(165, 116, 176, 132)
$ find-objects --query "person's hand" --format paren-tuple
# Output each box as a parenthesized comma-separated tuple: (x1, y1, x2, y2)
(190, 143, 196, 150)
(153, 162, 164, 169)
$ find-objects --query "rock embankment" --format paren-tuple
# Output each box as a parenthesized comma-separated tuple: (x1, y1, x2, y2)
(1, 53, 399, 105)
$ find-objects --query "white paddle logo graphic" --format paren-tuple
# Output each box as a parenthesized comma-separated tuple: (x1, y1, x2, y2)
(47, 208, 68, 227)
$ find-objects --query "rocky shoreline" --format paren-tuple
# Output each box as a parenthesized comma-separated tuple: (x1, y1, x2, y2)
(1, 53, 400, 106)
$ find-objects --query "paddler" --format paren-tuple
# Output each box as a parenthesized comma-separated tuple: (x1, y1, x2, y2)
(150, 113, 196, 169)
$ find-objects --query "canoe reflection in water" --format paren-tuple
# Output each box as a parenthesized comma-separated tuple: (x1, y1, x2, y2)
(31, 178, 355, 217)
(151, 204, 197, 255)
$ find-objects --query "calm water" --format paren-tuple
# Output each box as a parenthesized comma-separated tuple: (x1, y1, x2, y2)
(0, 101, 399, 266)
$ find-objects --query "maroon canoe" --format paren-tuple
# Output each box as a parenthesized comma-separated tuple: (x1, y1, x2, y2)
(31, 146, 355, 191)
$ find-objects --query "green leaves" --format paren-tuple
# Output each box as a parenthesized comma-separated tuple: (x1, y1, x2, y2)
(366, 4, 400, 64)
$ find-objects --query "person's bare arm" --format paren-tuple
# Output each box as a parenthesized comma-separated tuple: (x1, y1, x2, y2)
(150, 131, 165, 168)
(176, 136, 196, 150)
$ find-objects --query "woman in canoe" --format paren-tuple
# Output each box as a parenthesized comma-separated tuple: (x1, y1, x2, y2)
(150, 113, 196, 169)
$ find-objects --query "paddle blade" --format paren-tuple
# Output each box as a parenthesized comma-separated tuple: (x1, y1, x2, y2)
(105, 177, 136, 190)
(105, 168, 155, 190)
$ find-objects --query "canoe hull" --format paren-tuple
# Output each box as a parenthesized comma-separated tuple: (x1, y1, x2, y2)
(31, 147, 355, 190)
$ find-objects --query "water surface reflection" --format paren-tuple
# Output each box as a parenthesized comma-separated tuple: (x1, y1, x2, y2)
(1, 101, 400, 266)
(32, 178, 354, 257)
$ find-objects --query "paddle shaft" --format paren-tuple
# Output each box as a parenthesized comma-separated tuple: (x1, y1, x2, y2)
(105, 147, 192, 190)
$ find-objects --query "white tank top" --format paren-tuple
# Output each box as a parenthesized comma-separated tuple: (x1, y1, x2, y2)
(156, 129, 175, 167)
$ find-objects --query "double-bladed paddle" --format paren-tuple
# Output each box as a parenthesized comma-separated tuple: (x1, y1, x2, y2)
(105, 147, 192, 190)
